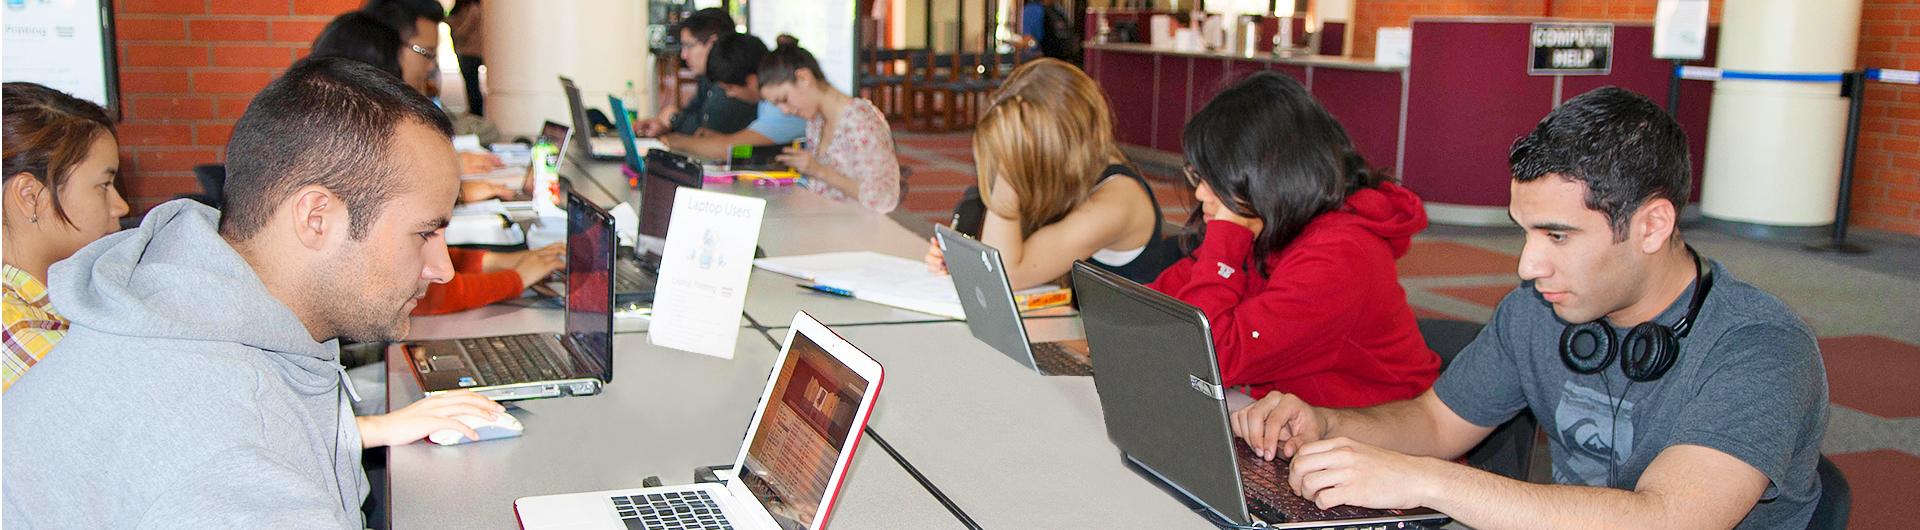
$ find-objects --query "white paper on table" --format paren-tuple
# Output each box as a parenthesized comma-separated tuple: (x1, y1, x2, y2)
(648, 189, 767, 359)
(754, 251, 1053, 320)
(452, 134, 484, 152)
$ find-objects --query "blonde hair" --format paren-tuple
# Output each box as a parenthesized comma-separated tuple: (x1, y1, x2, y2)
(972, 59, 1129, 237)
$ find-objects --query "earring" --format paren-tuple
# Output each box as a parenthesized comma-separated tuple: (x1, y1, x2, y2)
(27, 214, 37, 224)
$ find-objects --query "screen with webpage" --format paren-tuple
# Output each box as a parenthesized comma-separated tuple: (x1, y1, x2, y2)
(740, 332, 868, 530)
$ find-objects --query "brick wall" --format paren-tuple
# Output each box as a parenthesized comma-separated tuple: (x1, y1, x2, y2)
(1852, 0, 1920, 235)
(114, 0, 362, 213)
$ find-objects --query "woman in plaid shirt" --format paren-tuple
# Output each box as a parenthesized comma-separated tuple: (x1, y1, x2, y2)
(2, 82, 131, 391)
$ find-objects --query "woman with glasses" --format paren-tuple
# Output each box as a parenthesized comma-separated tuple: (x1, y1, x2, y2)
(922, 59, 1177, 289)
(1148, 72, 1439, 408)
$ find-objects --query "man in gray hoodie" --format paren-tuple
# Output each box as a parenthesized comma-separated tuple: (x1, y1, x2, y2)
(4, 57, 506, 528)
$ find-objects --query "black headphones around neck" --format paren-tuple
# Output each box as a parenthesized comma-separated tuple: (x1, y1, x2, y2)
(1557, 246, 1714, 383)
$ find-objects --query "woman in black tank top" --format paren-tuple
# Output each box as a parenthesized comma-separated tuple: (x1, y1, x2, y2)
(921, 59, 1174, 289)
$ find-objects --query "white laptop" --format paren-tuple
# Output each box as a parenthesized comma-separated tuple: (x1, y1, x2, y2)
(515, 311, 885, 530)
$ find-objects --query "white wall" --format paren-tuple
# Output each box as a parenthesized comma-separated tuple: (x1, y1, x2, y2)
(484, 0, 651, 139)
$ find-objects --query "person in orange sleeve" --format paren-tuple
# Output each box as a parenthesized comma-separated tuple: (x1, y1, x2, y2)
(412, 244, 564, 315)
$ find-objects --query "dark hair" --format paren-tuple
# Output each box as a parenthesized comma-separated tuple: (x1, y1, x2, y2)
(310, 11, 405, 79)
(706, 32, 769, 87)
(1181, 72, 1386, 276)
(757, 36, 825, 88)
(1509, 86, 1690, 242)
(364, 0, 444, 24)
(3, 82, 116, 228)
(675, 8, 735, 44)
(364, 2, 438, 41)
(221, 57, 454, 242)
(449, 0, 480, 17)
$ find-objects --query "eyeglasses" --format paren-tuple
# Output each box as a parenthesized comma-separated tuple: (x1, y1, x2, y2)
(407, 43, 436, 62)
(1182, 165, 1202, 187)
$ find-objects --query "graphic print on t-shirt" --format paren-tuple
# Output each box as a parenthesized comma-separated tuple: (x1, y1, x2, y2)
(1552, 381, 1634, 487)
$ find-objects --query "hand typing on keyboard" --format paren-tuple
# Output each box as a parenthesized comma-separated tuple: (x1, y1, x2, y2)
(1285, 437, 1442, 512)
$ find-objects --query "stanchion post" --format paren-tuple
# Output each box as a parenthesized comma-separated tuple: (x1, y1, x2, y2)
(1806, 71, 1871, 254)
(1667, 60, 1684, 113)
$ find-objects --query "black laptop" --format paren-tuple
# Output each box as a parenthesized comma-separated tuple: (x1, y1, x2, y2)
(396, 195, 619, 402)
(1073, 262, 1449, 529)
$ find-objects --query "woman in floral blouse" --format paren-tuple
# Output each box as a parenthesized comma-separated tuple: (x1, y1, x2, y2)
(757, 36, 902, 213)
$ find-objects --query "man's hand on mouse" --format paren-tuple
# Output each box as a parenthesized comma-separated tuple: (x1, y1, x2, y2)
(356, 390, 506, 448)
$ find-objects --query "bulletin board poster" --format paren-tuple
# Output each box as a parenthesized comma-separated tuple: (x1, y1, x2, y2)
(1529, 22, 1614, 76)
(2, 0, 119, 112)
(746, 0, 857, 93)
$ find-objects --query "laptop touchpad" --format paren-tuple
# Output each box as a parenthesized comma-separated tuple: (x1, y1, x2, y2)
(428, 355, 467, 372)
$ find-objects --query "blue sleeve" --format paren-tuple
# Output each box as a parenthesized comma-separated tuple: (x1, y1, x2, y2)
(746, 101, 808, 144)
(1022, 3, 1045, 40)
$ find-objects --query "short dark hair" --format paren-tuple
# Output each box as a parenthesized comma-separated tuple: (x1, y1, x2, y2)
(221, 56, 453, 242)
(706, 32, 769, 86)
(3, 81, 116, 228)
(757, 35, 825, 88)
(1181, 71, 1386, 276)
(363, 1, 438, 41)
(310, 11, 405, 79)
(675, 8, 734, 44)
(1509, 86, 1690, 241)
(364, 0, 444, 23)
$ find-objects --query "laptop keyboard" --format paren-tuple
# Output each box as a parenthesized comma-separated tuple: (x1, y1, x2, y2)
(616, 260, 654, 293)
(1233, 438, 1412, 524)
(612, 491, 731, 530)
(458, 335, 563, 385)
(1032, 340, 1093, 377)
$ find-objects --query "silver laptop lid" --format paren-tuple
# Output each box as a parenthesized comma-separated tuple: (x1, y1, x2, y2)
(558, 76, 597, 156)
(1072, 261, 1249, 523)
(934, 225, 1040, 372)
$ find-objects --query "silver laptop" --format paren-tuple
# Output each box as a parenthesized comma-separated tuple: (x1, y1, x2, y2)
(394, 190, 619, 402)
(559, 75, 629, 161)
(934, 225, 1091, 377)
(515, 311, 886, 530)
(1072, 262, 1449, 529)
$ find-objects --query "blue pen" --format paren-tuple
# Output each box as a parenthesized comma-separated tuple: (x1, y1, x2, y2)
(798, 284, 854, 297)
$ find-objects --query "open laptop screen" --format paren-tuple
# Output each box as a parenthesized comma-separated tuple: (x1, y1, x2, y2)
(738, 330, 870, 530)
(565, 192, 616, 382)
(639, 150, 701, 241)
(559, 76, 597, 155)
(608, 96, 645, 171)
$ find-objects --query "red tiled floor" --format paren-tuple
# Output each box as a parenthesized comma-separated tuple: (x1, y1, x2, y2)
(1818, 335, 1920, 419)
(906, 168, 978, 187)
(1398, 241, 1521, 278)
(1429, 285, 1521, 309)
(1828, 450, 1920, 529)
(902, 188, 967, 213)
(1412, 305, 1469, 322)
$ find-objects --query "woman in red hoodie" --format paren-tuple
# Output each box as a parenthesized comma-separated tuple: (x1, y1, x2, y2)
(1149, 72, 1439, 408)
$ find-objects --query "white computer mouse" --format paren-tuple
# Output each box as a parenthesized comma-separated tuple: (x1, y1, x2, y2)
(427, 413, 525, 445)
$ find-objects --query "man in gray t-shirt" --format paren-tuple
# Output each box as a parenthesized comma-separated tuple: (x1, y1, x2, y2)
(1227, 87, 1829, 529)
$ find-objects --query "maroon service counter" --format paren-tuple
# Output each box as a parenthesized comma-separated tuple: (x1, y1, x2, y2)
(1087, 17, 1719, 225)
(1084, 42, 1406, 182)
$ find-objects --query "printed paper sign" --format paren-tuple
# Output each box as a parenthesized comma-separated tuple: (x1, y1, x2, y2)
(648, 189, 766, 359)
(1653, 0, 1709, 61)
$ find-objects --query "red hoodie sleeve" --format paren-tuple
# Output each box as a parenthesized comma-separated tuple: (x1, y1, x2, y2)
(412, 249, 525, 316)
(1151, 220, 1371, 390)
